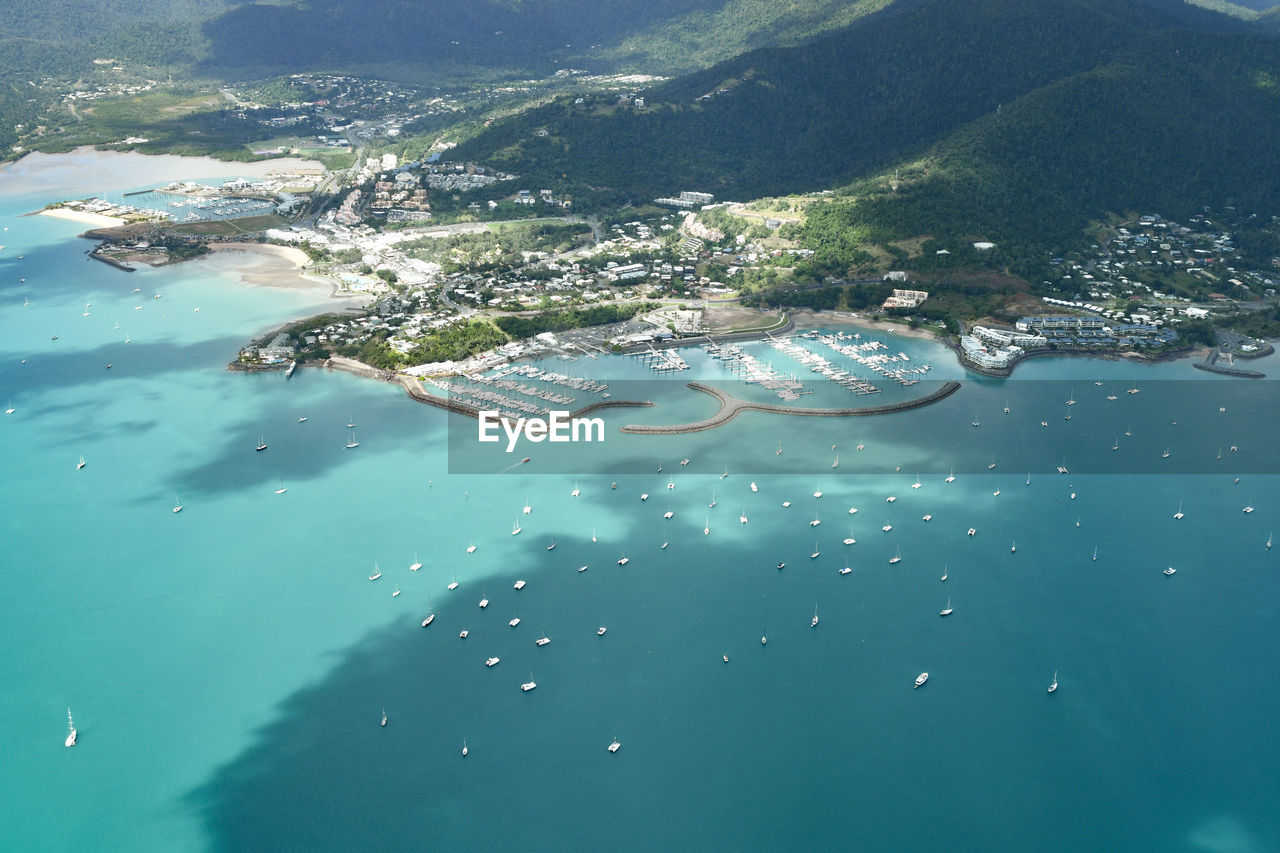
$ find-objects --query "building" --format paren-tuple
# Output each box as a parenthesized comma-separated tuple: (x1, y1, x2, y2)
(882, 288, 928, 308)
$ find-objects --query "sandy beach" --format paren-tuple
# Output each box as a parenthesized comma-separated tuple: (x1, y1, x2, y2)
(207, 242, 312, 268)
(39, 207, 126, 227)
(199, 243, 372, 309)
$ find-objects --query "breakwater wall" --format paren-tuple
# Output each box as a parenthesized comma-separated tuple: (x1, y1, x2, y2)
(620, 380, 961, 434)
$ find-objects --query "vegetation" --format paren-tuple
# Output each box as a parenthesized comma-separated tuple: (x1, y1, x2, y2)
(494, 303, 658, 339)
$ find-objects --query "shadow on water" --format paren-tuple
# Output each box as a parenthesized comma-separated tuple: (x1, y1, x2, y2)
(186, 522, 890, 851)
(179, 466, 1280, 852)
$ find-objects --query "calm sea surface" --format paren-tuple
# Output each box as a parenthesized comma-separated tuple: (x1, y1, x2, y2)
(2, 152, 1277, 852)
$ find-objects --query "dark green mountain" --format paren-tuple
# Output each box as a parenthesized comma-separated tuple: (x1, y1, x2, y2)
(454, 0, 1278, 248)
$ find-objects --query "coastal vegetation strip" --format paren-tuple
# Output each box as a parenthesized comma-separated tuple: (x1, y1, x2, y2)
(620, 380, 961, 434)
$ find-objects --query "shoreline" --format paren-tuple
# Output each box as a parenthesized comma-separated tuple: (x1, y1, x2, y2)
(39, 207, 127, 227)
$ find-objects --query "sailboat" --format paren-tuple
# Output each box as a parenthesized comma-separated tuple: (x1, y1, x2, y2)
(740, 508, 749, 525)
(521, 671, 537, 692)
(462, 739, 468, 757)
(708, 491, 716, 508)
(4, 401, 13, 415)
(368, 562, 382, 581)
(940, 564, 948, 581)
(776, 440, 783, 456)
(889, 546, 902, 565)
(381, 708, 387, 727)
(511, 518, 522, 535)
(1267, 533, 1273, 551)
(76, 455, 85, 470)
(945, 466, 956, 484)
(591, 528, 597, 543)
(421, 596, 436, 626)
(831, 452, 839, 469)
(1162, 447, 1170, 459)
(275, 478, 287, 494)
(1092, 545, 1098, 561)
(65, 708, 77, 747)
(939, 597, 953, 616)
(410, 552, 422, 571)
(703, 517, 710, 535)
(345, 430, 359, 449)
(1173, 502, 1184, 520)
(1004, 400, 1011, 414)
(761, 628, 768, 646)
(570, 481, 580, 497)
(256, 434, 267, 452)
(347, 415, 356, 428)
(1048, 671, 1058, 694)
(523, 496, 532, 514)
(172, 497, 183, 514)
(448, 571, 459, 590)
(392, 584, 401, 597)
(811, 605, 819, 628)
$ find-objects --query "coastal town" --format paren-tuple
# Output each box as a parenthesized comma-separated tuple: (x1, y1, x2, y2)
(41, 85, 1278, 389)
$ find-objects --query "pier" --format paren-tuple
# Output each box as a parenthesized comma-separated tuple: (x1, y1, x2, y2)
(619, 380, 961, 434)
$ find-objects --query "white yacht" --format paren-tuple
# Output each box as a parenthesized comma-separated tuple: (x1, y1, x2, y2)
(421, 611, 435, 627)
(448, 572, 459, 590)
(750, 482, 758, 493)
(523, 498, 532, 514)
(486, 657, 500, 667)
(912, 477, 922, 490)
(410, 553, 423, 572)
(520, 677, 537, 692)
(381, 708, 387, 727)
(514, 579, 527, 590)
(467, 542, 477, 553)
(462, 739, 468, 757)
(536, 636, 550, 646)
(843, 535, 856, 545)
(922, 514, 933, 522)
(664, 510, 674, 519)
(256, 435, 267, 452)
(1163, 566, 1176, 576)
(709, 492, 717, 508)
(478, 596, 489, 608)
(65, 708, 77, 748)
(545, 540, 556, 551)
(578, 564, 588, 572)
(945, 467, 956, 483)
(811, 606, 819, 628)
(882, 523, 892, 532)
(173, 498, 184, 514)
(813, 490, 823, 499)
(1174, 503, 1184, 520)
(940, 565, 948, 581)
(1010, 541, 1017, 554)
(810, 545, 820, 559)
(939, 597, 953, 616)
(831, 453, 839, 469)
(509, 617, 521, 628)
(275, 479, 287, 495)
(886, 495, 897, 503)
(617, 556, 630, 565)
(810, 518, 821, 527)
(740, 510, 749, 525)
(608, 739, 621, 753)
(1244, 503, 1255, 514)
(597, 626, 607, 636)
(915, 672, 928, 688)
(640, 493, 649, 501)
(571, 482, 580, 498)
(782, 501, 791, 508)
(1048, 671, 1058, 694)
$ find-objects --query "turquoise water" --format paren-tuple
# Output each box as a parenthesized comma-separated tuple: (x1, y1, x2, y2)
(3, 154, 1279, 852)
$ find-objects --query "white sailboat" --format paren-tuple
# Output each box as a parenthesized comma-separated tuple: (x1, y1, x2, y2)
(410, 552, 422, 571)
(511, 518, 522, 535)
(462, 739, 468, 757)
(275, 478, 287, 494)
(940, 564, 948, 581)
(76, 455, 85, 470)
(831, 453, 839, 469)
(172, 497, 183, 513)
(811, 605, 819, 628)
(368, 562, 382, 581)
(345, 430, 359, 449)
(381, 708, 387, 727)
(945, 466, 955, 484)
(1173, 502, 1184, 520)
(65, 708, 77, 747)
(889, 546, 902, 565)
(256, 434, 267, 452)
(448, 571, 459, 590)
(939, 597, 953, 616)
(1048, 670, 1058, 693)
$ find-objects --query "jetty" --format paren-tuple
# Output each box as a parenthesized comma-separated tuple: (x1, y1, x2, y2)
(620, 380, 961, 434)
